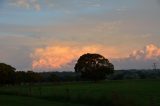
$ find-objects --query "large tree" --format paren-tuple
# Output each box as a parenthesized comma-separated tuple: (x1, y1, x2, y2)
(74, 53, 114, 81)
(0, 63, 16, 84)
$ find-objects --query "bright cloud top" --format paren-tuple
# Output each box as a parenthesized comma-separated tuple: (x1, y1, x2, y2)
(31, 43, 119, 70)
(112, 44, 160, 70)
(31, 43, 160, 71)
(129, 44, 160, 60)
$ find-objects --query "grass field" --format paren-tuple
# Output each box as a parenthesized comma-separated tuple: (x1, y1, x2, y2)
(0, 80, 160, 106)
(0, 95, 88, 106)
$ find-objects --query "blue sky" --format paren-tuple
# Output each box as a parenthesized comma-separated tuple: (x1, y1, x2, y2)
(0, 0, 160, 71)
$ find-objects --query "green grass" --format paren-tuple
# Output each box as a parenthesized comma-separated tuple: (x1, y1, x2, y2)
(0, 80, 160, 106)
(0, 95, 87, 106)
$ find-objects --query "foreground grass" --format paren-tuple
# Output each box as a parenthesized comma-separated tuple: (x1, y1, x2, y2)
(0, 95, 87, 106)
(0, 80, 160, 106)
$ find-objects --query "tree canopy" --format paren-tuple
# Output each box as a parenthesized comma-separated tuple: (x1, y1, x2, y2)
(74, 53, 114, 81)
(0, 63, 16, 84)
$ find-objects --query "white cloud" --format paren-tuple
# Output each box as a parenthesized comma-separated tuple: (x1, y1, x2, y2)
(129, 44, 160, 60)
(112, 44, 160, 70)
(7, 0, 103, 11)
(8, 0, 41, 11)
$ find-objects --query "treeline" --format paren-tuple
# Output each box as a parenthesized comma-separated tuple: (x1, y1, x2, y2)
(108, 69, 160, 80)
(0, 70, 42, 85)
(0, 63, 78, 85)
(2, 70, 160, 85)
(0, 70, 78, 85)
(1, 63, 160, 85)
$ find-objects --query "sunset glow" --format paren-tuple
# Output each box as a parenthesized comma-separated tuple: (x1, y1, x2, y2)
(130, 44, 160, 60)
(0, 0, 160, 71)
(146, 44, 160, 59)
(31, 43, 121, 70)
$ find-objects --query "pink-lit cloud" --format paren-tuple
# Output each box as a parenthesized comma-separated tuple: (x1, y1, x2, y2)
(112, 44, 160, 70)
(31, 43, 121, 70)
(129, 44, 160, 60)
(31, 43, 160, 71)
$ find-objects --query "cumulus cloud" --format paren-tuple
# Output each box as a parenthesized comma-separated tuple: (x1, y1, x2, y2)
(30, 42, 160, 71)
(7, 0, 104, 11)
(30, 42, 120, 71)
(129, 44, 160, 60)
(113, 44, 160, 70)
(9, 0, 41, 11)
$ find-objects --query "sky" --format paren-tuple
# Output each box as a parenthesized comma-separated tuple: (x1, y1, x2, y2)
(0, 0, 160, 71)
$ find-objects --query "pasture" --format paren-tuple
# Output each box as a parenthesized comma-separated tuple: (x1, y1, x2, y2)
(0, 80, 160, 106)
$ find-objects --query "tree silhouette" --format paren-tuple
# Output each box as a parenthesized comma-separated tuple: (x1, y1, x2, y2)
(15, 71, 27, 84)
(49, 74, 61, 82)
(0, 63, 16, 84)
(26, 71, 42, 83)
(74, 53, 114, 81)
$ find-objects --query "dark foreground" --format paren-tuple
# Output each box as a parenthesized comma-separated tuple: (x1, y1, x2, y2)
(0, 80, 160, 106)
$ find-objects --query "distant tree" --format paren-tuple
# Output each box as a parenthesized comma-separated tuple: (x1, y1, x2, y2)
(63, 76, 77, 82)
(0, 63, 16, 85)
(26, 71, 42, 83)
(74, 53, 114, 81)
(15, 71, 29, 84)
(123, 71, 140, 79)
(49, 74, 61, 82)
(15, 71, 43, 84)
